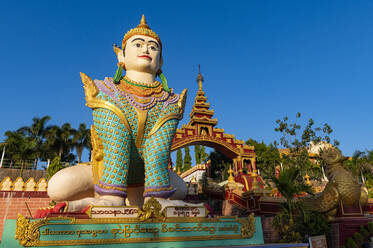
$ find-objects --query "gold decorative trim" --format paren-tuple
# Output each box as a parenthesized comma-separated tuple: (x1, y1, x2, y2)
(38, 235, 243, 246)
(138, 197, 165, 222)
(134, 108, 148, 148)
(91, 125, 104, 184)
(97, 181, 127, 192)
(15, 198, 258, 246)
(178, 89, 187, 116)
(15, 214, 46, 247)
(171, 135, 243, 156)
(122, 15, 161, 49)
(223, 133, 235, 139)
(88, 100, 132, 135)
(147, 113, 183, 137)
(189, 108, 214, 117)
(80, 72, 132, 135)
(235, 213, 255, 238)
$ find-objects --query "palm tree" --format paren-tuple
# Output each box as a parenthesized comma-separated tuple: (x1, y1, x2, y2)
(72, 123, 91, 163)
(271, 166, 313, 224)
(17, 116, 51, 168)
(45, 123, 76, 163)
(344, 150, 373, 183)
(4, 130, 36, 177)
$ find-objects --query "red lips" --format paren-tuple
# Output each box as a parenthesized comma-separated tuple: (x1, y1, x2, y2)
(138, 55, 152, 60)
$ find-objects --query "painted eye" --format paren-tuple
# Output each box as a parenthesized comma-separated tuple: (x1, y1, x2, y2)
(135, 43, 141, 48)
(150, 46, 157, 51)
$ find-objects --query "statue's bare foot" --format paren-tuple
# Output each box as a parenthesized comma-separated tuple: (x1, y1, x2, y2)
(144, 197, 204, 210)
(67, 195, 125, 212)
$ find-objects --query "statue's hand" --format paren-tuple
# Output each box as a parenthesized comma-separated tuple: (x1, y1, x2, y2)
(34, 202, 67, 218)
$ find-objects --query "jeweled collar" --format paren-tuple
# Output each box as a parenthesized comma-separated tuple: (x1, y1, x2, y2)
(95, 77, 179, 111)
(122, 76, 160, 88)
(117, 76, 164, 97)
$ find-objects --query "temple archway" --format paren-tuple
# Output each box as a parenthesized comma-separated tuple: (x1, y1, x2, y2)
(170, 68, 256, 179)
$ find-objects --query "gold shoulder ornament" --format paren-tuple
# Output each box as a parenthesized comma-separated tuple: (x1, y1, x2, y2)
(80, 72, 132, 134)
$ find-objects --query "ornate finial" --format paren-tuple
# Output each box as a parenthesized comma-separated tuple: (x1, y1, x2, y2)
(228, 166, 234, 182)
(122, 15, 161, 49)
(191, 175, 196, 183)
(138, 14, 150, 29)
(251, 169, 259, 189)
(196, 64, 204, 91)
(305, 173, 312, 186)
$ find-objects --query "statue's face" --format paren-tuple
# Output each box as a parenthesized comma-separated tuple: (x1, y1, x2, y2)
(120, 35, 162, 75)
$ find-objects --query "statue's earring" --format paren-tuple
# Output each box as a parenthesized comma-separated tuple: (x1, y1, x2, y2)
(118, 62, 126, 71)
(158, 70, 171, 93)
(113, 63, 125, 84)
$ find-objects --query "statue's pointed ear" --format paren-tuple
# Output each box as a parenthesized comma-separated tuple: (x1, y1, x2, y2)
(113, 44, 124, 61)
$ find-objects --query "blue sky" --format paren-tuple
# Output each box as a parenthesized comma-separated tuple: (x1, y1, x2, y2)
(1, 0, 372, 163)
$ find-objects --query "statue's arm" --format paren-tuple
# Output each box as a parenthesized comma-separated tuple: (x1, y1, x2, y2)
(80, 72, 131, 197)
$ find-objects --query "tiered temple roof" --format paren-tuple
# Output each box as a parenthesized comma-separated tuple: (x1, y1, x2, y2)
(188, 67, 218, 128)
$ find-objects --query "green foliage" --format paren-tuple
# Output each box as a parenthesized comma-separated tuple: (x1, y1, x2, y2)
(353, 232, 363, 245)
(271, 167, 313, 216)
(194, 145, 201, 164)
(295, 210, 329, 238)
(194, 145, 209, 165)
(46, 157, 66, 179)
(367, 222, 373, 234)
(272, 166, 322, 242)
(175, 149, 183, 173)
(72, 123, 91, 163)
(45, 123, 76, 163)
(274, 113, 339, 181)
(200, 146, 208, 163)
(273, 206, 302, 242)
(208, 150, 232, 182)
(183, 146, 192, 172)
(343, 150, 373, 184)
(359, 226, 369, 239)
(199, 172, 209, 194)
(365, 178, 373, 198)
(3, 130, 37, 176)
(274, 209, 329, 243)
(246, 139, 281, 180)
(346, 237, 358, 248)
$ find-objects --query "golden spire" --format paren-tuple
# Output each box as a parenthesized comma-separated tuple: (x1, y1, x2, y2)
(122, 15, 161, 49)
(138, 14, 149, 29)
(228, 166, 234, 183)
(251, 169, 259, 189)
(305, 173, 312, 186)
(196, 64, 204, 91)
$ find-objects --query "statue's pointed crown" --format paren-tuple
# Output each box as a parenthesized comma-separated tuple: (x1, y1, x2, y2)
(122, 15, 161, 49)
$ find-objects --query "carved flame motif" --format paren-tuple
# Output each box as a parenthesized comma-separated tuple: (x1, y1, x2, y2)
(235, 213, 256, 238)
(138, 197, 165, 222)
(80, 72, 99, 105)
(15, 214, 41, 246)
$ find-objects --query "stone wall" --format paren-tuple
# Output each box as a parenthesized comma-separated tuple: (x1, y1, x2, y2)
(0, 191, 51, 241)
(261, 215, 280, 243)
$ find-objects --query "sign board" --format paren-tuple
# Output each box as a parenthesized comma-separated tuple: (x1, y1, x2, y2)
(89, 206, 139, 218)
(309, 235, 327, 248)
